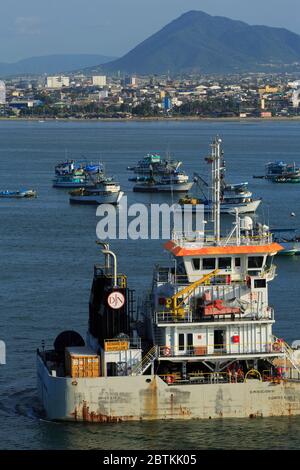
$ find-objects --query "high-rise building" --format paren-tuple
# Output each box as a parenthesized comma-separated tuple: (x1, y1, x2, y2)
(0, 81, 6, 105)
(92, 75, 106, 87)
(46, 76, 70, 89)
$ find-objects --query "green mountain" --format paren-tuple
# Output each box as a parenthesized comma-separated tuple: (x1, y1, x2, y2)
(99, 10, 300, 74)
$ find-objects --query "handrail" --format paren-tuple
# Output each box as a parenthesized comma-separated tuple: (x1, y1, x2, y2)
(158, 341, 281, 358)
(130, 345, 157, 376)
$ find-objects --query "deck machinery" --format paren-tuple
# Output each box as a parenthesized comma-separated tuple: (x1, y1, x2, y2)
(37, 137, 300, 422)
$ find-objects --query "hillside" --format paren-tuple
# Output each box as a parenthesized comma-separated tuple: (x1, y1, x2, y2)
(0, 54, 115, 77)
(98, 11, 300, 74)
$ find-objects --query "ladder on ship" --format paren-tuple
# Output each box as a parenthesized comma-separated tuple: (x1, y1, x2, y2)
(273, 336, 300, 377)
(130, 345, 158, 376)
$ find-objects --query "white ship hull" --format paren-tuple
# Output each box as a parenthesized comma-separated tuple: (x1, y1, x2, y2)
(179, 199, 261, 214)
(37, 356, 300, 422)
(70, 191, 124, 205)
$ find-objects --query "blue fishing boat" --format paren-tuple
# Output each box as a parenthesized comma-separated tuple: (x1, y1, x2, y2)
(0, 189, 37, 198)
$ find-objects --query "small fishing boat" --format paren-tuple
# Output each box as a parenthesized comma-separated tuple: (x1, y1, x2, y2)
(53, 159, 104, 188)
(69, 179, 124, 205)
(265, 161, 300, 183)
(53, 174, 90, 188)
(133, 172, 193, 193)
(0, 189, 37, 198)
(178, 192, 261, 214)
(128, 153, 181, 175)
(271, 229, 300, 256)
(177, 142, 261, 214)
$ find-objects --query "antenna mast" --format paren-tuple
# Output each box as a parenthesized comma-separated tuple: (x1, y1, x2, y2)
(211, 136, 222, 245)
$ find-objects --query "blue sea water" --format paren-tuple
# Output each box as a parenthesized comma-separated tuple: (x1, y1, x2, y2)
(0, 119, 300, 449)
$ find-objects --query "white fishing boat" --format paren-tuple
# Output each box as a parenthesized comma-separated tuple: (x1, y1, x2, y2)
(271, 229, 300, 256)
(127, 153, 181, 175)
(177, 141, 261, 214)
(69, 179, 124, 205)
(133, 172, 193, 193)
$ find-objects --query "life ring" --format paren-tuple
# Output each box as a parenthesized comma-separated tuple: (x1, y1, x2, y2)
(166, 375, 174, 384)
(163, 346, 172, 357)
(272, 341, 283, 352)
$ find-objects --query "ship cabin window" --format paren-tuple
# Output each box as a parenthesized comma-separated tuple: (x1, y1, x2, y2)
(192, 258, 200, 270)
(254, 279, 266, 288)
(202, 258, 216, 270)
(234, 257, 241, 267)
(218, 257, 232, 270)
(178, 334, 185, 351)
(248, 256, 264, 270)
(178, 333, 193, 352)
(265, 255, 274, 269)
(187, 333, 193, 352)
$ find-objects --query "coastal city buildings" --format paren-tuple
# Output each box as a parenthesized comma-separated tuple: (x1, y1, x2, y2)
(92, 75, 107, 87)
(1, 72, 300, 119)
(0, 81, 6, 105)
(46, 76, 70, 89)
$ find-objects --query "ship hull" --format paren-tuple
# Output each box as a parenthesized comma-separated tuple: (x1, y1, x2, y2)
(178, 199, 261, 214)
(69, 191, 124, 205)
(133, 183, 193, 193)
(53, 181, 89, 188)
(37, 356, 300, 422)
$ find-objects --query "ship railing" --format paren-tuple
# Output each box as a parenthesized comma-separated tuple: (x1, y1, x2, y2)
(104, 337, 141, 351)
(158, 342, 277, 358)
(159, 368, 299, 386)
(272, 336, 300, 376)
(159, 371, 244, 386)
(154, 307, 274, 324)
(94, 264, 127, 288)
(155, 268, 249, 286)
(171, 231, 273, 247)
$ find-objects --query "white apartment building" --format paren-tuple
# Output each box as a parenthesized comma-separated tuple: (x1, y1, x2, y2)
(46, 76, 70, 89)
(0, 81, 6, 104)
(92, 75, 107, 87)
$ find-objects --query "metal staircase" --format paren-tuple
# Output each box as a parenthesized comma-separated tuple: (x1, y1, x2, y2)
(273, 336, 300, 376)
(130, 345, 157, 376)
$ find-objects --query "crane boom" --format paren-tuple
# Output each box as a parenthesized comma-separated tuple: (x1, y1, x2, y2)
(165, 269, 220, 316)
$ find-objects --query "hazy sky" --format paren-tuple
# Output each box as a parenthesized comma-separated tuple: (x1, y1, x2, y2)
(1, 0, 300, 62)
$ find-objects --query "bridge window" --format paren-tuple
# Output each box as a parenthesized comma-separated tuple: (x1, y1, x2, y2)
(254, 279, 266, 288)
(202, 258, 216, 270)
(192, 258, 200, 270)
(218, 257, 232, 270)
(248, 256, 264, 269)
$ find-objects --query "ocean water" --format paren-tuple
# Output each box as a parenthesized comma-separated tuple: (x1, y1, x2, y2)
(0, 119, 300, 449)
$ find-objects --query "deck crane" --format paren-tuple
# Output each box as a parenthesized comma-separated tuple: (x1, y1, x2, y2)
(165, 269, 220, 316)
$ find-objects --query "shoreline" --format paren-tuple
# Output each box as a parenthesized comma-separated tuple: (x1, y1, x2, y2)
(1, 116, 300, 123)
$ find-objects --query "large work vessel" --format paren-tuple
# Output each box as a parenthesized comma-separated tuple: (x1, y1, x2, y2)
(37, 137, 300, 422)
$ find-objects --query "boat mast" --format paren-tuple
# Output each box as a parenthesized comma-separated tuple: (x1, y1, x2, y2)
(211, 137, 222, 245)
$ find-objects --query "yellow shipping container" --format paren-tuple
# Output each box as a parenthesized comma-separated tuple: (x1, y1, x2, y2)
(65, 346, 100, 378)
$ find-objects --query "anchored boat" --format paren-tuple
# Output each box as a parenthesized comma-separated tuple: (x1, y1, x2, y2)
(271, 228, 300, 256)
(178, 140, 261, 214)
(0, 189, 37, 198)
(37, 137, 300, 422)
(53, 160, 104, 188)
(265, 161, 300, 183)
(133, 172, 193, 193)
(127, 153, 181, 175)
(69, 178, 124, 205)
